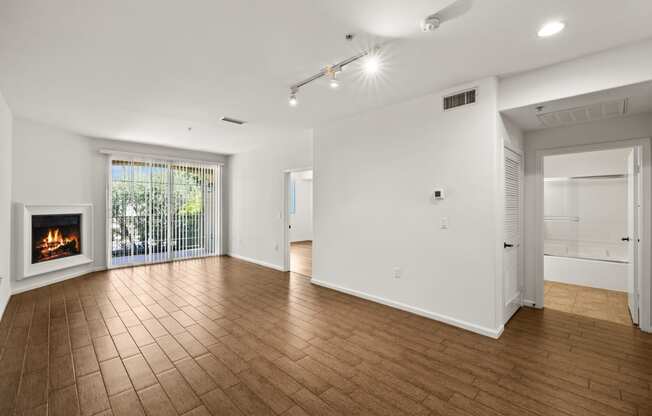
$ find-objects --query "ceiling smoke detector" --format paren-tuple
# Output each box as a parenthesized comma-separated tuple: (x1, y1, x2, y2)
(422, 14, 441, 32)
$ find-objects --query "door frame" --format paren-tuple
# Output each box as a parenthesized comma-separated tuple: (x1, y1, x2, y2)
(105, 155, 223, 270)
(282, 167, 313, 273)
(533, 138, 651, 333)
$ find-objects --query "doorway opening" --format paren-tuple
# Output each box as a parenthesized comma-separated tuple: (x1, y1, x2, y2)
(284, 169, 313, 277)
(543, 148, 640, 325)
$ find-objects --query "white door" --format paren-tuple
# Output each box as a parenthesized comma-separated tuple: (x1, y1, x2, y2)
(626, 149, 640, 325)
(503, 147, 523, 324)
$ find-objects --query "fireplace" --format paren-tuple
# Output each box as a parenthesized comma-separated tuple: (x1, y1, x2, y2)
(19, 204, 94, 280)
(32, 214, 82, 264)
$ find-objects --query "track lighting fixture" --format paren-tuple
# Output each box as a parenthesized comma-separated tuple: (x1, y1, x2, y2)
(288, 46, 381, 106)
(326, 66, 340, 89)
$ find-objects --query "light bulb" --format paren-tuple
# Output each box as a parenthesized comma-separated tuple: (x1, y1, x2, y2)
(289, 94, 298, 107)
(363, 54, 381, 75)
(329, 77, 339, 89)
(538, 21, 565, 37)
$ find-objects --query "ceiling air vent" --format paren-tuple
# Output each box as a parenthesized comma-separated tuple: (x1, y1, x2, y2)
(443, 88, 477, 111)
(221, 116, 246, 125)
(536, 98, 628, 128)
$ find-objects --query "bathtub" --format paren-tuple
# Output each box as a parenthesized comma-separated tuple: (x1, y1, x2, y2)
(544, 254, 628, 292)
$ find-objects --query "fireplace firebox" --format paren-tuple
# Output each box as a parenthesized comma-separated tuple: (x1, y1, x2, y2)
(31, 214, 82, 264)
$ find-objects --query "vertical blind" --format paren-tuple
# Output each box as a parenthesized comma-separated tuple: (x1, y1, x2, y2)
(109, 157, 219, 267)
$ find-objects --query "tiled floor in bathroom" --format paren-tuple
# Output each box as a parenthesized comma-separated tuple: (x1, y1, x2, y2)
(544, 281, 633, 326)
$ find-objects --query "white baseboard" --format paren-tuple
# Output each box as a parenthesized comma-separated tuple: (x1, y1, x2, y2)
(227, 253, 286, 272)
(641, 322, 652, 333)
(11, 265, 107, 295)
(310, 278, 504, 339)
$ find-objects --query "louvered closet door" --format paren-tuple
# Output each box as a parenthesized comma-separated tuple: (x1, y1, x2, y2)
(503, 147, 522, 323)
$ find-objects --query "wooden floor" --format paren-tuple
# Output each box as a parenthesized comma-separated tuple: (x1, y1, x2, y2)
(545, 281, 633, 326)
(1, 257, 651, 416)
(290, 241, 312, 277)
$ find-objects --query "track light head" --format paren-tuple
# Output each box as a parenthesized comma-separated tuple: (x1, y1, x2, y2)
(328, 71, 340, 89)
(288, 89, 298, 107)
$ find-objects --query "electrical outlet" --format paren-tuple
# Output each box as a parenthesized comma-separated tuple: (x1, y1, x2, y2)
(393, 267, 401, 279)
(440, 217, 449, 229)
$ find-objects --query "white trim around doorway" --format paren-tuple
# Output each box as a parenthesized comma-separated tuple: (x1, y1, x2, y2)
(532, 137, 652, 333)
(281, 167, 313, 273)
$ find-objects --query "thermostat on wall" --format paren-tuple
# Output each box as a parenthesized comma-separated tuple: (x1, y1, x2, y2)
(432, 188, 445, 201)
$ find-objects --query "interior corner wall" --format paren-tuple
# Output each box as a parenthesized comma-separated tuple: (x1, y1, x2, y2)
(523, 113, 652, 306)
(227, 131, 313, 269)
(312, 77, 502, 337)
(11, 118, 228, 294)
(0, 90, 12, 319)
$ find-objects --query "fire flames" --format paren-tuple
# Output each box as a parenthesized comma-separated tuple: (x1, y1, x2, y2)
(36, 227, 80, 261)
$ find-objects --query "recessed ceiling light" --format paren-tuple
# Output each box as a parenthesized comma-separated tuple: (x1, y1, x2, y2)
(538, 21, 565, 37)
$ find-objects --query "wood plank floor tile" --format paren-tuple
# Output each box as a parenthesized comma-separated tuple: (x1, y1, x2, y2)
(77, 372, 110, 416)
(0, 257, 650, 416)
(49, 385, 80, 416)
(200, 387, 245, 416)
(138, 383, 177, 416)
(157, 368, 202, 414)
(109, 389, 146, 416)
(123, 354, 157, 391)
(100, 357, 132, 396)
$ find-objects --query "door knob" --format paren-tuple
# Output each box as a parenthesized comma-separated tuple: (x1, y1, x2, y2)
(622, 237, 631, 242)
(504, 242, 514, 248)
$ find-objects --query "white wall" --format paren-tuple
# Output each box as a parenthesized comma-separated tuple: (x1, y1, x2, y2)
(313, 77, 503, 337)
(524, 113, 652, 305)
(499, 38, 652, 111)
(290, 171, 313, 242)
(0, 90, 12, 318)
(500, 114, 524, 153)
(228, 131, 313, 269)
(11, 118, 227, 293)
(544, 149, 629, 264)
(544, 148, 630, 178)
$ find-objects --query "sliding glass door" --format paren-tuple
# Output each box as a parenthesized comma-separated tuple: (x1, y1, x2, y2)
(108, 157, 220, 267)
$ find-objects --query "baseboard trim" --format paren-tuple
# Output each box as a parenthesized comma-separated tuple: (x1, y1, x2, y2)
(311, 278, 504, 339)
(227, 254, 285, 272)
(11, 266, 107, 295)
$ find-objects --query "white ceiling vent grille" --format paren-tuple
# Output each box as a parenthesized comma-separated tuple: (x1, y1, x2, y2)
(443, 88, 477, 111)
(537, 98, 628, 128)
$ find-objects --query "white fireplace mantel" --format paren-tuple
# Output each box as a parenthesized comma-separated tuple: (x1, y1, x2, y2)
(17, 204, 94, 280)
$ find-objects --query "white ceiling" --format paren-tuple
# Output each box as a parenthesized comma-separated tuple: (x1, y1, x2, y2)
(2, 0, 652, 154)
(503, 81, 652, 131)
